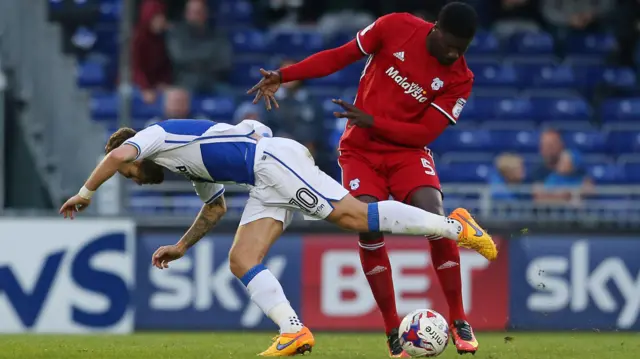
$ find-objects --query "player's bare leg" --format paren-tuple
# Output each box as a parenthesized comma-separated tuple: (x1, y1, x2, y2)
(356, 195, 408, 358)
(229, 218, 315, 356)
(409, 187, 478, 355)
(326, 195, 498, 261)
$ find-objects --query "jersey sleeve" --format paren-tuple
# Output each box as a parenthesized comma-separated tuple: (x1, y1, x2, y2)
(430, 77, 473, 125)
(123, 125, 166, 160)
(356, 13, 400, 55)
(193, 182, 225, 204)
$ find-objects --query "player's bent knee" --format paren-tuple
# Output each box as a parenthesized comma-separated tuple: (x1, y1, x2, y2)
(228, 218, 284, 278)
(228, 247, 259, 279)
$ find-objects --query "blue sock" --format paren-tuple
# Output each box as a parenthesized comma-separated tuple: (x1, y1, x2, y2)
(240, 264, 267, 286)
(367, 202, 380, 232)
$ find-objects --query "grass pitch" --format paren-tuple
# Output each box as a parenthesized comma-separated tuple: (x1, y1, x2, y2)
(0, 332, 638, 359)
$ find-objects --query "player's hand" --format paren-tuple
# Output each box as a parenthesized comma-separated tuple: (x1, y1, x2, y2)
(332, 99, 374, 128)
(246, 68, 281, 111)
(59, 195, 91, 220)
(151, 245, 186, 269)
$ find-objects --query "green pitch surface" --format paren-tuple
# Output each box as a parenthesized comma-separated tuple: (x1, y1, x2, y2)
(0, 332, 638, 359)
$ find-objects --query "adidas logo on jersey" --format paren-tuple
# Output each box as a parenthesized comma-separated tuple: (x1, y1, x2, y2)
(385, 66, 428, 103)
(393, 51, 405, 61)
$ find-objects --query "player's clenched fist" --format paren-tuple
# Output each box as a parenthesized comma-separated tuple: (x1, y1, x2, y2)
(152, 244, 186, 269)
(247, 68, 281, 111)
(332, 99, 374, 128)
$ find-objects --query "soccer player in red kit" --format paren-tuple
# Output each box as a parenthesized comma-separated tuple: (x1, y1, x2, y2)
(248, 3, 485, 356)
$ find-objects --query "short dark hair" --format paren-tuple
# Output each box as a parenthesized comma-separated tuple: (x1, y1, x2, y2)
(106, 127, 137, 154)
(437, 2, 478, 39)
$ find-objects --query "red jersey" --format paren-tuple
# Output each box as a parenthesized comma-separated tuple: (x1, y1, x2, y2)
(278, 13, 474, 152)
(343, 13, 474, 152)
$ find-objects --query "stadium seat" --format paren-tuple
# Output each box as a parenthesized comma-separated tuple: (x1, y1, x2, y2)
(606, 130, 640, 153)
(507, 32, 555, 56)
(529, 97, 591, 122)
(230, 61, 267, 87)
(566, 33, 617, 56)
(218, 0, 253, 25)
(620, 161, 640, 182)
(489, 130, 540, 153)
(563, 130, 607, 153)
(71, 26, 98, 52)
(191, 95, 236, 119)
(90, 92, 118, 120)
(587, 163, 624, 184)
(531, 65, 576, 89)
(433, 129, 494, 152)
(231, 29, 268, 54)
(472, 64, 520, 88)
(602, 68, 637, 89)
(466, 31, 500, 56)
(132, 97, 163, 119)
(494, 97, 533, 119)
(438, 161, 492, 183)
(600, 98, 640, 122)
(77, 61, 106, 88)
(93, 25, 118, 54)
(269, 30, 325, 57)
(99, 0, 121, 22)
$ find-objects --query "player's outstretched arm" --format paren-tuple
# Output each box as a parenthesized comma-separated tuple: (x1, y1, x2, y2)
(59, 144, 138, 219)
(247, 40, 364, 110)
(152, 196, 227, 269)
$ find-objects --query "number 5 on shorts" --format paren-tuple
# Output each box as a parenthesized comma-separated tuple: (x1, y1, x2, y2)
(421, 158, 435, 176)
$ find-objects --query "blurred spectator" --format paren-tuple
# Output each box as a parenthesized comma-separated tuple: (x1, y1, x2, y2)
(132, 0, 172, 104)
(490, 153, 526, 200)
(164, 88, 191, 118)
(541, 150, 594, 202)
(490, 0, 542, 37)
(314, 0, 376, 36)
(263, 59, 325, 159)
(540, 0, 614, 34)
(611, 0, 640, 67)
(532, 129, 565, 182)
(254, 0, 304, 27)
(533, 129, 592, 203)
(167, 0, 232, 94)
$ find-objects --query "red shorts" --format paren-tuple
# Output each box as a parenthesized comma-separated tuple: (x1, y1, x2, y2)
(337, 148, 442, 203)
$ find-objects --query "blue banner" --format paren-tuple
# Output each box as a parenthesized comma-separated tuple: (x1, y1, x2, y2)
(509, 236, 640, 330)
(0, 219, 135, 333)
(134, 233, 302, 330)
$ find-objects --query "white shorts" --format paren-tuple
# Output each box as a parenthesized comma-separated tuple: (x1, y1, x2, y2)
(239, 137, 349, 228)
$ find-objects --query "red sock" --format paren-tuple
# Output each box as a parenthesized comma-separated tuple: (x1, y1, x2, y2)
(429, 237, 467, 323)
(359, 236, 400, 334)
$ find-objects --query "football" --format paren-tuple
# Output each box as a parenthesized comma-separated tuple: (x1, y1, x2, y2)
(398, 309, 449, 357)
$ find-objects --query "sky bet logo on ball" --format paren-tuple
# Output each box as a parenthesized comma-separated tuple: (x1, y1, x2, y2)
(0, 219, 135, 333)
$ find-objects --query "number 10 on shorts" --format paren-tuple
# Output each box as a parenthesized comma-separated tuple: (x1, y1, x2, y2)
(421, 158, 435, 176)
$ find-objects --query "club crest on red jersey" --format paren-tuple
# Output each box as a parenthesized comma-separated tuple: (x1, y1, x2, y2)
(431, 78, 444, 91)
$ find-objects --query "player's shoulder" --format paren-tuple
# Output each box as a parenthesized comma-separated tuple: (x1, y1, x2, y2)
(450, 56, 474, 85)
(378, 12, 428, 30)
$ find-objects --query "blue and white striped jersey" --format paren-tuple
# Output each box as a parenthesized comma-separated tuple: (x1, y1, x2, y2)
(123, 119, 273, 204)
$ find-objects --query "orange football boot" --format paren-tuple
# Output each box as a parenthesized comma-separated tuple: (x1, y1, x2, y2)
(259, 326, 315, 356)
(449, 208, 498, 261)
